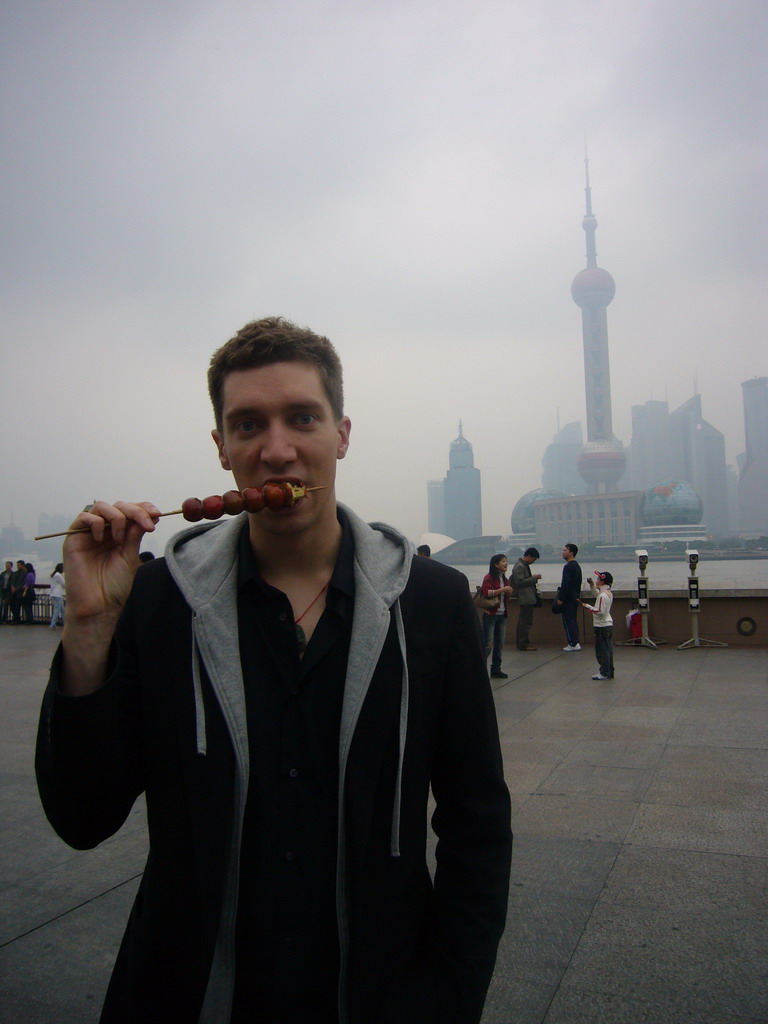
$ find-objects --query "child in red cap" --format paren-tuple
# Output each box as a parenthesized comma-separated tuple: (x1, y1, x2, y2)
(579, 571, 614, 680)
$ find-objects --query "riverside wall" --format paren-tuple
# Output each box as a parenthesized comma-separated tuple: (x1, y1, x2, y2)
(498, 590, 768, 648)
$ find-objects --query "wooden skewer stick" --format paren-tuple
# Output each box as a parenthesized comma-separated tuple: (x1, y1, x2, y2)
(33, 487, 327, 540)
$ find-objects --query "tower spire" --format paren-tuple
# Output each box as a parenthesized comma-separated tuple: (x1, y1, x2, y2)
(584, 143, 593, 215)
(582, 144, 598, 269)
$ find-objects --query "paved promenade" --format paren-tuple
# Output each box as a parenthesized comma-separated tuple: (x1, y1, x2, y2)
(1, 625, 766, 1023)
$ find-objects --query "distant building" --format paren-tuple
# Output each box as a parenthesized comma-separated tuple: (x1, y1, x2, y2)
(0, 523, 26, 556)
(511, 488, 564, 536)
(667, 395, 728, 538)
(628, 394, 729, 538)
(444, 422, 482, 541)
(532, 479, 712, 549)
(533, 492, 640, 549)
(629, 400, 675, 491)
(738, 376, 768, 534)
(541, 422, 588, 496)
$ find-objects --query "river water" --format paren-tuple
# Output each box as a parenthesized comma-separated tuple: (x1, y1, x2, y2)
(451, 559, 768, 592)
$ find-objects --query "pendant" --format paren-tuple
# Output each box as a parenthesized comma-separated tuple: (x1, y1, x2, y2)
(295, 623, 307, 652)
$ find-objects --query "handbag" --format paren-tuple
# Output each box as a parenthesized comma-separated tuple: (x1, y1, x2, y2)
(551, 599, 563, 614)
(473, 586, 500, 612)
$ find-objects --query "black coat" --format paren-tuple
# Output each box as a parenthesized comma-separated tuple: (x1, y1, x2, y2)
(36, 553, 512, 1024)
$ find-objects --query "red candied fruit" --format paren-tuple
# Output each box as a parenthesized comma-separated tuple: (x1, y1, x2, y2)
(202, 494, 225, 520)
(262, 482, 287, 508)
(222, 490, 245, 515)
(181, 497, 204, 523)
(241, 487, 265, 512)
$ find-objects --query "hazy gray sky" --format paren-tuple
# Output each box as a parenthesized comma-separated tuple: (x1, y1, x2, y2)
(2, 0, 765, 551)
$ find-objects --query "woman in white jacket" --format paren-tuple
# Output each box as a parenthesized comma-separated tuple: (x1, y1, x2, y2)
(49, 563, 65, 629)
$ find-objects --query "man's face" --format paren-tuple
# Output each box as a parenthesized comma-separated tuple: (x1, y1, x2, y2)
(4, 562, 11, 572)
(17, 561, 25, 571)
(211, 361, 351, 539)
(524, 555, 538, 565)
(562, 546, 571, 561)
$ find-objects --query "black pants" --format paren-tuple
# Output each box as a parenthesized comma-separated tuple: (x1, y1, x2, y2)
(562, 602, 579, 647)
(516, 604, 534, 648)
(594, 626, 614, 678)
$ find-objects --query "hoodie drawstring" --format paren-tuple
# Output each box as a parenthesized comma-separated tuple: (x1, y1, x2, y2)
(390, 599, 409, 858)
(191, 618, 208, 756)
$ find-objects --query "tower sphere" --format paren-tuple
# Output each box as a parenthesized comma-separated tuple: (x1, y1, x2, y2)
(640, 480, 703, 526)
(576, 440, 626, 486)
(571, 267, 615, 308)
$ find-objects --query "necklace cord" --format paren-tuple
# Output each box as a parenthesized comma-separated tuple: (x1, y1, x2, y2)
(294, 581, 330, 625)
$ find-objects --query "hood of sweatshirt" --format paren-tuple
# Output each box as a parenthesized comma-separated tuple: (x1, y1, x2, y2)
(164, 502, 412, 611)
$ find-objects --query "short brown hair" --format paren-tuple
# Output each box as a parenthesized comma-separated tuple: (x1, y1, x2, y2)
(207, 316, 344, 428)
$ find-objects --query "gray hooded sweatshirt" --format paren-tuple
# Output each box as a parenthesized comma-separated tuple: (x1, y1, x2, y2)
(164, 503, 413, 1023)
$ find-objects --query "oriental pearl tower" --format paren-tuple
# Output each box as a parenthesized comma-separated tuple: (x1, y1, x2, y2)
(571, 156, 626, 492)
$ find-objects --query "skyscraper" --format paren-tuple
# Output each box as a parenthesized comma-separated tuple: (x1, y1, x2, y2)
(435, 422, 482, 542)
(739, 376, 768, 534)
(629, 400, 674, 491)
(667, 394, 728, 538)
(570, 158, 626, 492)
(541, 421, 588, 496)
(627, 393, 730, 537)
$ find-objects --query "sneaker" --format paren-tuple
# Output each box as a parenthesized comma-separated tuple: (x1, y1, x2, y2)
(562, 644, 582, 652)
(490, 670, 508, 679)
(592, 673, 609, 680)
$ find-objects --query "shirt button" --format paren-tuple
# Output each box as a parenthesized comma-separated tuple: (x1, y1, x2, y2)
(288, 768, 299, 778)
(278, 612, 288, 621)
(285, 851, 295, 862)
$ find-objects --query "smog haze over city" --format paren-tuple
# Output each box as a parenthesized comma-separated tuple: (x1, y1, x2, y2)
(2, 0, 765, 553)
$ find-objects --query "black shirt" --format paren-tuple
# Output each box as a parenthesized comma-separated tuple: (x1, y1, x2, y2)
(231, 512, 355, 1024)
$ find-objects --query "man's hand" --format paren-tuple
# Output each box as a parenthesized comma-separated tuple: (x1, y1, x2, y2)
(60, 500, 160, 696)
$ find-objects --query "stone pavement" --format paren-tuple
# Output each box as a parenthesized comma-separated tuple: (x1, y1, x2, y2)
(1, 625, 766, 1023)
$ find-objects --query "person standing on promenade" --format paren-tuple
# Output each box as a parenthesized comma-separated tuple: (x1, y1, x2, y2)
(511, 547, 541, 651)
(49, 563, 65, 629)
(554, 543, 583, 651)
(21, 562, 36, 624)
(580, 571, 614, 679)
(481, 554, 514, 679)
(0, 561, 13, 622)
(10, 559, 26, 623)
(35, 316, 512, 1024)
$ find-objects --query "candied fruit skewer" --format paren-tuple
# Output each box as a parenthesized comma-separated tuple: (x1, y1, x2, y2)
(33, 485, 326, 539)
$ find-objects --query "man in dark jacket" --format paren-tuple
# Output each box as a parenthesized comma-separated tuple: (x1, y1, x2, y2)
(511, 547, 541, 650)
(0, 560, 13, 622)
(9, 559, 27, 623)
(554, 542, 583, 651)
(36, 317, 512, 1024)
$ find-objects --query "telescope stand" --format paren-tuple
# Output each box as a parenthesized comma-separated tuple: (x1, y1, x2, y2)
(678, 616, 728, 650)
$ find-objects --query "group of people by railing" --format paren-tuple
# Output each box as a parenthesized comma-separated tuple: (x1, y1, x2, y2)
(0, 561, 65, 627)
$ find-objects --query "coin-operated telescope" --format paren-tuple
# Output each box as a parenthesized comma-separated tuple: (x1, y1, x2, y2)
(678, 549, 727, 650)
(618, 550, 663, 648)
